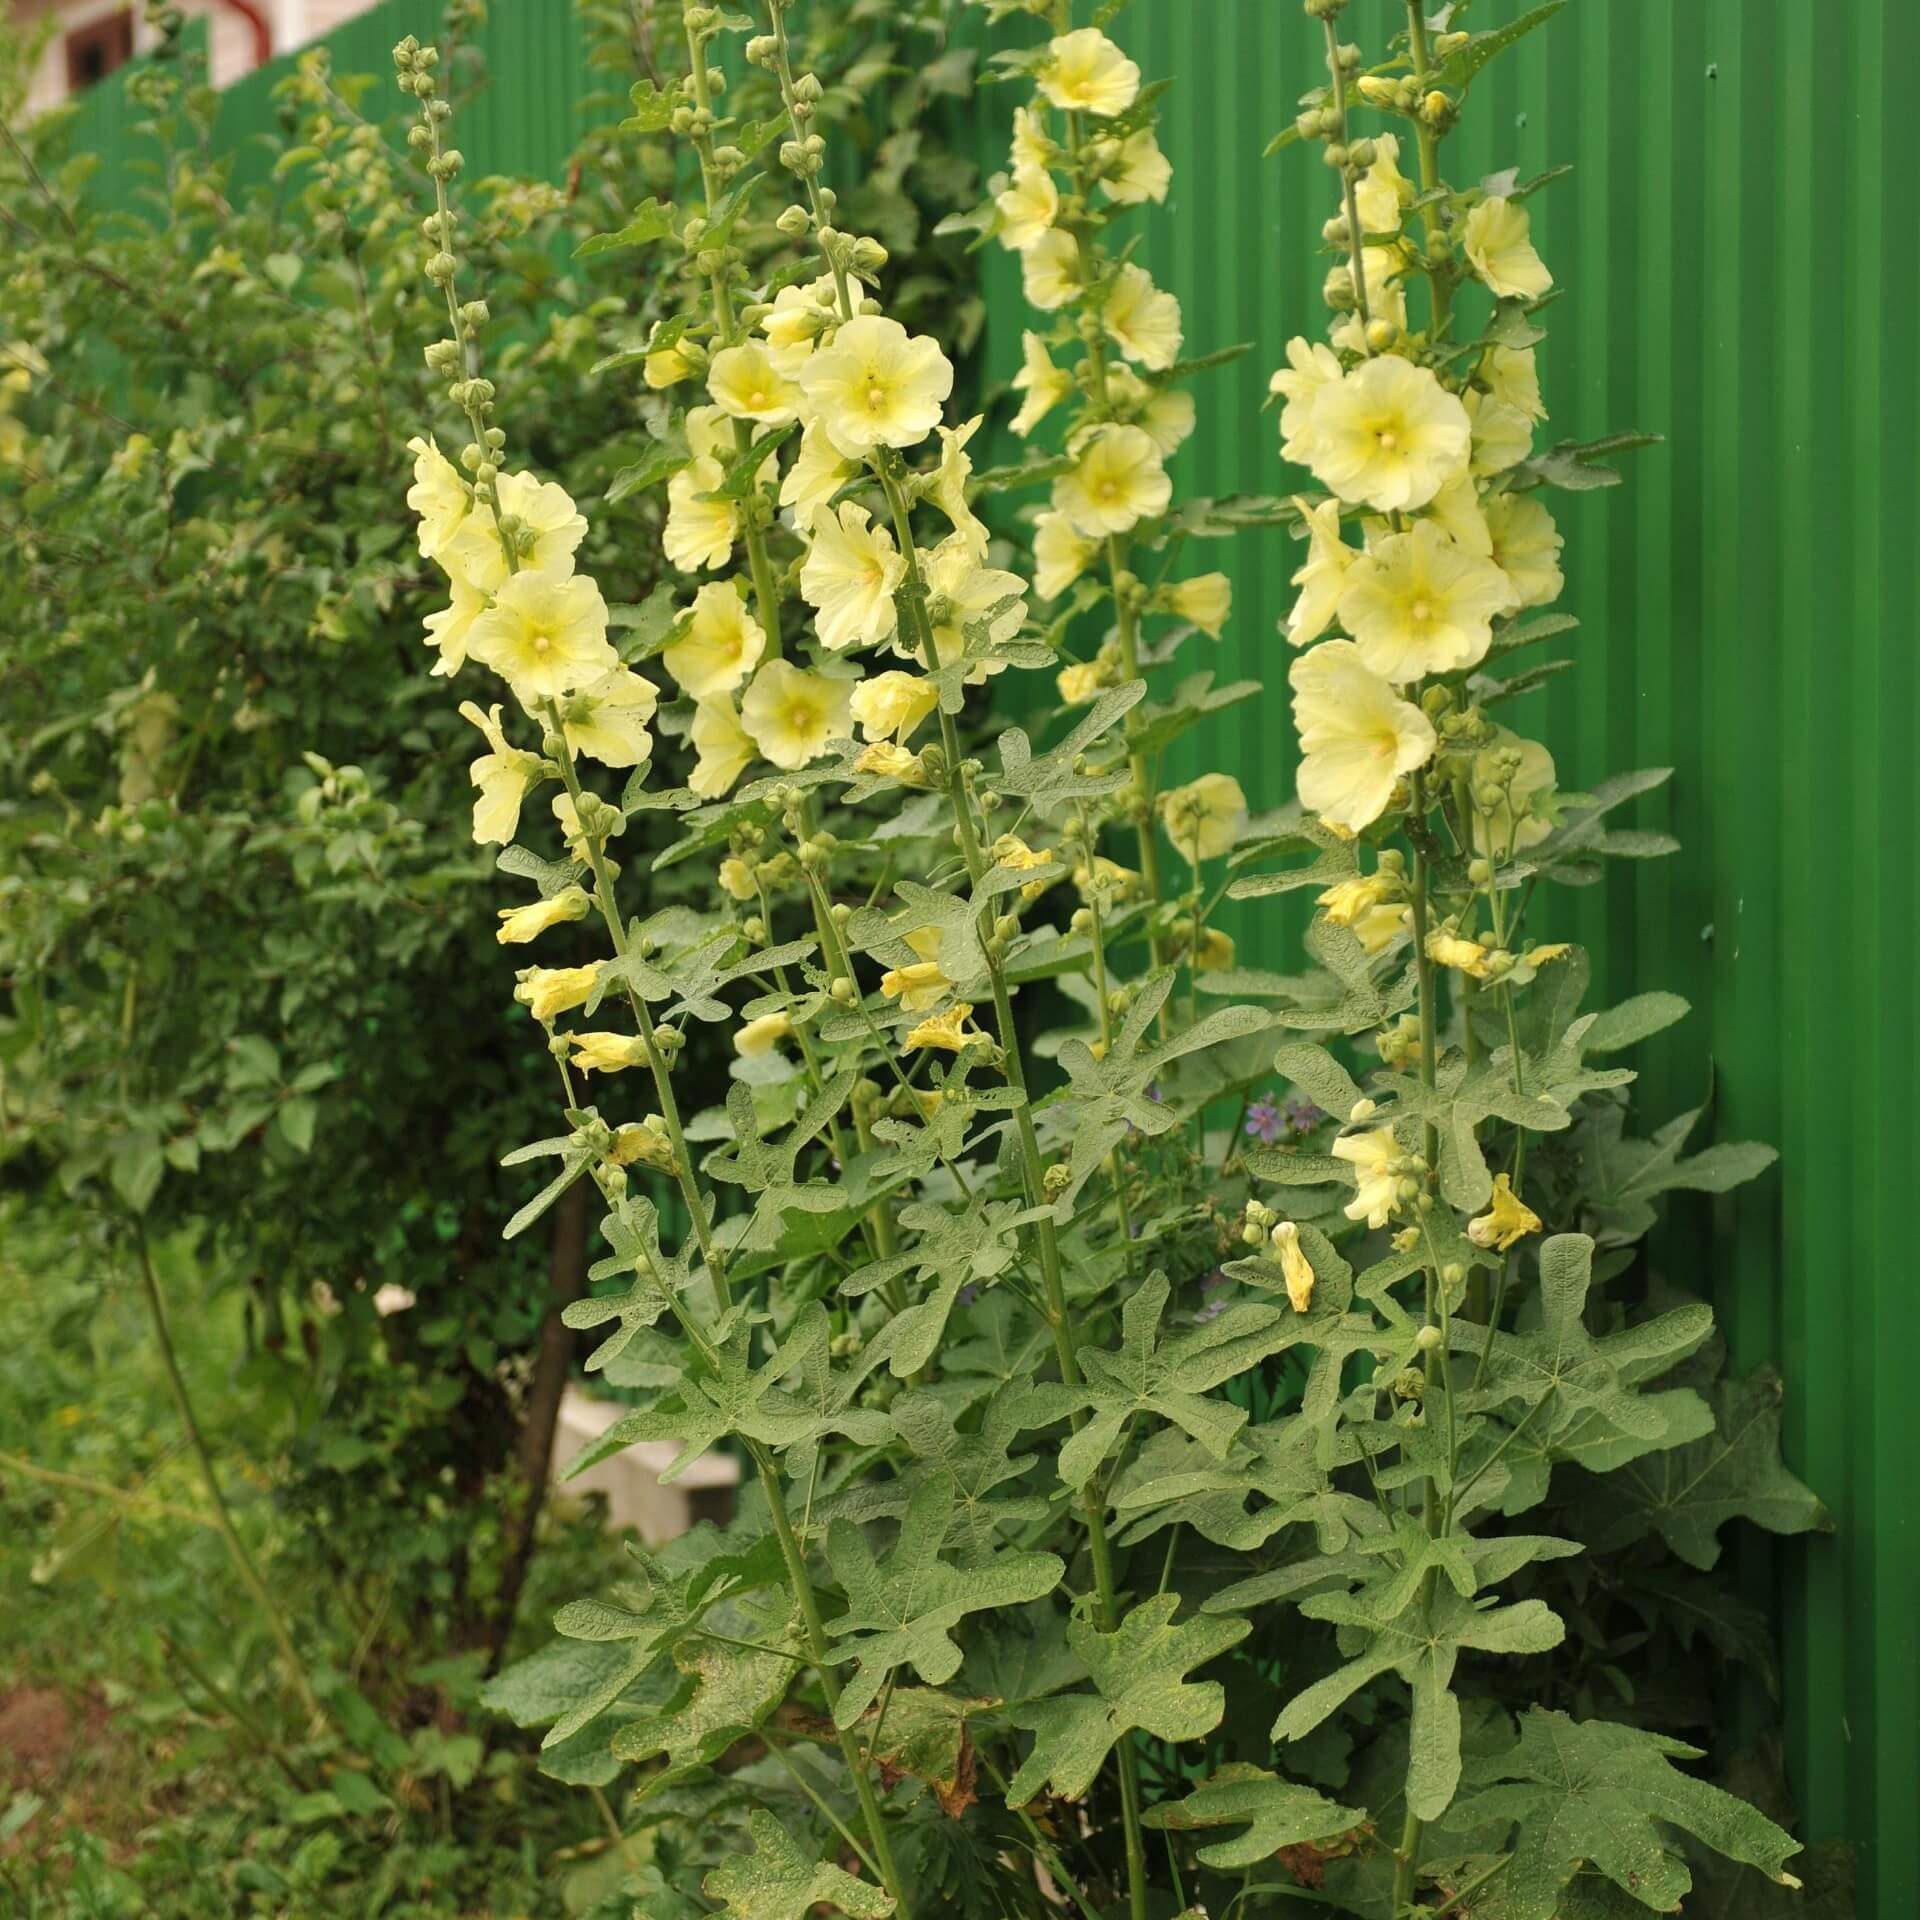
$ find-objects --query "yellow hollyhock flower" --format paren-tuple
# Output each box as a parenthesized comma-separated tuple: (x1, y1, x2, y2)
(1467, 1172, 1543, 1252)
(881, 925, 953, 1012)
(1056, 659, 1111, 705)
(424, 573, 488, 677)
(1167, 571, 1232, 638)
(993, 835, 1054, 874)
(1352, 132, 1412, 237)
(466, 569, 616, 701)
(1465, 388, 1533, 477)
(644, 344, 696, 388)
(1285, 496, 1353, 647)
(734, 1012, 794, 1058)
(1309, 355, 1471, 514)
(1271, 1220, 1316, 1313)
(1193, 927, 1235, 973)
(554, 668, 659, 768)
(1159, 772, 1247, 863)
(1463, 193, 1553, 300)
(798, 314, 953, 454)
(1272, 337, 1346, 472)
(854, 741, 923, 783)
(1334, 1125, 1403, 1230)
(905, 1003, 977, 1053)
(996, 161, 1059, 251)
(740, 661, 852, 770)
(1021, 229, 1081, 311)
(1102, 264, 1182, 372)
(1011, 330, 1074, 438)
(663, 579, 767, 698)
(407, 435, 470, 559)
(458, 700, 547, 845)
(928, 416, 990, 560)
(1317, 873, 1411, 955)
(495, 884, 590, 946)
(1099, 126, 1171, 205)
(437, 469, 589, 594)
(1073, 855, 1140, 904)
(1428, 930, 1496, 979)
(759, 275, 836, 376)
(1289, 640, 1436, 833)
(664, 457, 738, 571)
(1330, 245, 1410, 356)
(922, 535, 1027, 680)
(1103, 364, 1195, 457)
(1483, 344, 1546, 422)
(610, 1118, 675, 1172)
(1053, 425, 1171, 536)
(1033, 510, 1099, 600)
(515, 963, 600, 1023)
(706, 340, 801, 426)
(567, 1030, 645, 1075)
(1485, 492, 1564, 609)
(1427, 471, 1496, 559)
(1039, 28, 1139, 116)
(718, 855, 758, 901)
(689, 696, 756, 797)
(850, 670, 938, 744)
(1011, 105, 1055, 173)
(800, 502, 906, 652)
(1337, 518, 1512, 682)
(1470, 731, 1558, 857)
(779, 420, 858, 534)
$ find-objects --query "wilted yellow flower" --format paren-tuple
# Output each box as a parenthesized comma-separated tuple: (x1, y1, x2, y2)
(1102, 264, 1182, 372)
(1334, 1125, 1403, 1230)
(798, 314, 953, 454)
(644, 344, 696, 389)
(1285, 497, 1353, 648)
(1159, 773, 1247, 864)
(466, 570, 616, 701)
(1072, 855, 1139, 904)
(718, 855, 758, 901)
(1470, 731, 1558, 858)
(734, 1012, 794, 1058)
(1056, 659, 1110, 705)
(1011, 330, 1074, 438)
(1040, 28, 1139, 116)
(993, 835, 1054, 873)
(800, 502, 906, 652)
(1484, 344, 1546, 422)
(516, 963, 600, 1023)
(1100, 126, 1171, 205)
(881, 927, 952, 1012)
(1352, 132, 1412, 237)
(1193, 927, 1235, 972)
(664, 457, 738, 571)
(706, 340, 802, 426)
(551, 669, 658, 769)
(1428, 930, 1495, 979)
(1273, 336, 1346, 469)
(610, 1118, 676, 1172)
(424, 573, 488, 677)
(1167, 572, 1232, 638)
(1330, 246, 1410, 357)
(458, 700, 547, 846)
(1467, 1173, 1543, 1251)
(759, 275, 836, 376)
(407, 435, 470, 559)
(850, 670, 938, 744)
(996, 161, 1059, 251)
(779, 420, 857, 533)
(922, 535, 1027, 679)
(1021, 229, 1081, 311)
(1463, 194, 1552, 300)
(1317, 873, 1410, 956)
(905, 1002, 977, 1053)
(1271, 1220, 1316, 1313)
(1465, 388, 1533, 477)
(739, 661, 852, 770)
(1034, 511, 1099, 600)
(496, 885, 590, 945)
(1309, 356, 1471, 514)
(690, 696, 756, 797)
(1053, 425, 1171, 536)
(1485, 492, 1564, 609)
(567, 1030, 645, 1075)
(1289, 640, 1436, 833)
(854, 741, 923, 783)
(1338, 519, 1511, 682)
(663, 579, 767, 698)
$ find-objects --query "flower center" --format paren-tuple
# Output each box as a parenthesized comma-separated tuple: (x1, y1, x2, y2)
(867, 385, 888, 411)
(1410, 598, 1432, 625)
(749, 389, 767, 408)
(1376, 428, 1399, 452)
(532, 632, 552, 655)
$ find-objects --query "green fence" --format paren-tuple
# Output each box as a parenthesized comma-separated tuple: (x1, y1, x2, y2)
(54, 0, 1917, 1907)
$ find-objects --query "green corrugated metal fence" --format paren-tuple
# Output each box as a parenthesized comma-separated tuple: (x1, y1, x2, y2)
(50, 0, 1916, 1907)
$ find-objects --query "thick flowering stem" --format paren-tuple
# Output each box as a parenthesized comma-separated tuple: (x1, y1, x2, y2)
(1319, 16, 1374, 339)
(1402, 2, 1452, 339)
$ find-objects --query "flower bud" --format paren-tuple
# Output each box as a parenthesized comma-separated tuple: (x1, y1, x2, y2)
(1348, 1097, 1376, 1123)
(775, 204, 810, 238)
(1365, 317, 1399, 351)
(1415, 1323, 1443, 1352)
(1356, 74, 1398, 107)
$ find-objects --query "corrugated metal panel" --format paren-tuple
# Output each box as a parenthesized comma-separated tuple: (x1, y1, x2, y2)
(44, 0, 1917, 1903)
(968, 1, 1916, 1904)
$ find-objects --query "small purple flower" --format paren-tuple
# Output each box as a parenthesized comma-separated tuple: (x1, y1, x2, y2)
(955, 1284, 980, 1308)
(1282, 1096, 1324, 1138)
(1245, 1095, 1283, 1143)
(1193, 1265, 1231, 1322)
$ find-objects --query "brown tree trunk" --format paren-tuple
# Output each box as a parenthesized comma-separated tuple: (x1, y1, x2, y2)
(485, 1176, 589, 1672)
